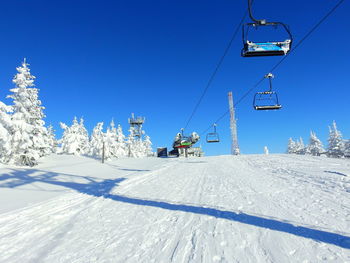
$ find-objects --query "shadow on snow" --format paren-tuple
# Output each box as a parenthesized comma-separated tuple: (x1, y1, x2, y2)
(324, 170, 348, 177)
(1, 169, 349, 249)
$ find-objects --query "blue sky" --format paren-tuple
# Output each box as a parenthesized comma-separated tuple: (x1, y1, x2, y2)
(0, 0, 349, 155)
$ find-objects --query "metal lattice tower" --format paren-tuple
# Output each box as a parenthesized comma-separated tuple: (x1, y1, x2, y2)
(228, 92, 240, 155)
(128, 113, 145, 138)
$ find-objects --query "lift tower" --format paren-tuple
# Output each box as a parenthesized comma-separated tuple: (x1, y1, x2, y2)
(128, 113, 145, 138)
(228, 92, 240, 155)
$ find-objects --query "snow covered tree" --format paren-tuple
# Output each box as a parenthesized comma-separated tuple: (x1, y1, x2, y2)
(104, 120, 118, 159)
(344, 140, 350, 158)
(134, 139, 147, 157)
(0, 101, 13, 163)
(327, 121, 344, 158)
(115, 124, 127, 157)
(47, 125, 57, 153)
(6, 59, 50, 166)
(307, 131, 324, 156)
(143, 135, 153, 156)
(287, 138, 297, 154)
(264, 146, 269, 155)
(125, 126, 145, 157)
(295, 137, 306, 155)
(77, 118, 90, 151)
(90, 122, 105, 158)
(126, 126, 138, 157)
(60, 117, 90, 155)
(125, 119, 154, 158)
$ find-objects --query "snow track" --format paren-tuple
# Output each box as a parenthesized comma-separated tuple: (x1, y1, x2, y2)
(0, 154, 349, 262)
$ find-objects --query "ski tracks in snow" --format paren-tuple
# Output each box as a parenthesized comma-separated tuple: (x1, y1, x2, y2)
(0, 155, 349, 262)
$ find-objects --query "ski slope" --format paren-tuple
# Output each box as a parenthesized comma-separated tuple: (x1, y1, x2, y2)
(0, 154, 349, 262)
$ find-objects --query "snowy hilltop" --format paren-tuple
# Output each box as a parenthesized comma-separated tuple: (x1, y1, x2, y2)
(0, 154, 349, 262)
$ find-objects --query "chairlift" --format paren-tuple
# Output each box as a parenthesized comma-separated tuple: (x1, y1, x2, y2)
(173, 128, 192, 148)
(242, 0, 292, 57)
(206, 124, 220, 143)
(253, 73, 282, 110)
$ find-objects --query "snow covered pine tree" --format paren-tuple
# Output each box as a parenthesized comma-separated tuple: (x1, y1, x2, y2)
(90, 122, 105, 158)
(307, 131, 324, 156)
(47, 125, 57, 153)
(104, 120, 118, 159)
(344, 140, 350, 158)
(264, 146, 269, 155)
(60, 117, 90, 155)
(287, 138, 297, 154)
(115, 124, 127, 157)
(295, 137, 306, 155)
(327, 121, 344, 158)
(143, 135, 153, 156)
(0, 101, 12, 163)
(6, 59, 51, 166)
(126, 126, 137, 157)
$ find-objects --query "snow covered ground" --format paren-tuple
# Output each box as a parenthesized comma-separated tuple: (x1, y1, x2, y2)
(0, 154, 349, 262)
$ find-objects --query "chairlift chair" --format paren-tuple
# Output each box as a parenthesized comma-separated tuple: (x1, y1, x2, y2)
(253, 73, 282, 110)
(206, 124, 220, 143)
(173, 128, 192, 148)
(242, 0, 292, 57)
(173, 136, 192, 148)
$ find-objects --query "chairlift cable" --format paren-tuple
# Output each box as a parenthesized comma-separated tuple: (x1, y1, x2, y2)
(183, 10, 248, 130)
(200, 0, 346, 136)
(269, 0, 346, 74)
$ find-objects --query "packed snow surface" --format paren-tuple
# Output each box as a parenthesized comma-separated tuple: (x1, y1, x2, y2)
(0, 154, 349, 262)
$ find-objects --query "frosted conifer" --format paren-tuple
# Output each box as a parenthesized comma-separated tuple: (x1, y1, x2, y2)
(47, 125, 57, 153)
(307, 131, 324, 156)
(78, 118, 90, 150)
(7, 59, 50, 165)
(287, 138, 297, 154)
(327, 121, 344, 158)
(60, 117, 89, 155)
(115, 124, 127, 157)
(264, 146, 269, 155)
(104, 120, 119, 159)
(126, 126, 148, 158)
(143, 135, 153, 156)
(344, 140, 350, 158)
(134, 139, 146, 158)
(295, 137, 306, 155)
(126, 126, 137, 157)
(0, 101, 13, 163)
(90, 122, 105, 158)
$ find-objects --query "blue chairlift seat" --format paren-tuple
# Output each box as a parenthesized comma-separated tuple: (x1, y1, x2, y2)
(241, 17, 293, 58)
(243, 39, 291, 57)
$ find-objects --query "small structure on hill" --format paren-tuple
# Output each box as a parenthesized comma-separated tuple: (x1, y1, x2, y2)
(128, 113, 145, 138)
(157, 147, 167, 157)
(178, 147, 204, 157)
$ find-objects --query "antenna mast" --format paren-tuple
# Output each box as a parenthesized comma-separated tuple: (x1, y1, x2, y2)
(228, 92, 240, 155)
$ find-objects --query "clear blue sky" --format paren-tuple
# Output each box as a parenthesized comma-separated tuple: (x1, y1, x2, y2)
(0, 0, 349, 155)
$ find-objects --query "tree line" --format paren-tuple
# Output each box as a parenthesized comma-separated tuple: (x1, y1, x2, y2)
(287, 121, 349, 158)
(0, 60, 152, 166)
